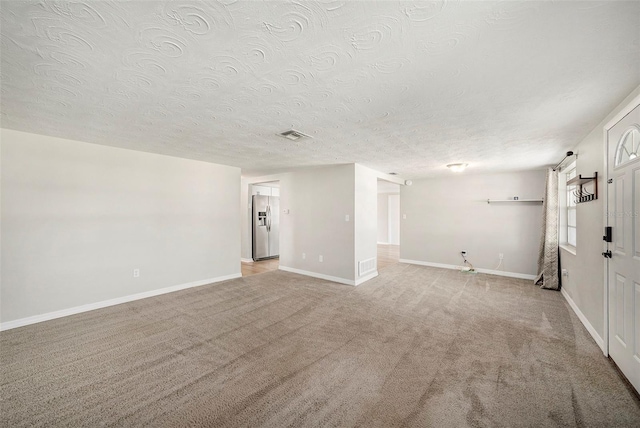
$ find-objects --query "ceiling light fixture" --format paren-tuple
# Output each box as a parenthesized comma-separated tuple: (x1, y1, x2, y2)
(447, 163, 468, 172)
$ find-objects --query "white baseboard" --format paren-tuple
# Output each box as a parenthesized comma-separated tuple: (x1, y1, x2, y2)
(476, 267, 536, 280)
(241, 258, 253, 263)
(561, 288, 606, 354)
(0, 273, 242, 332)
(398, 259, 536, 280)
(355, 271, 379, 286)
(377, 241, 390, 245)
(279, 266, 356, 286)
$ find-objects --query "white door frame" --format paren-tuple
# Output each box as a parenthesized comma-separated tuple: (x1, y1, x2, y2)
(602, 92, 640, 357)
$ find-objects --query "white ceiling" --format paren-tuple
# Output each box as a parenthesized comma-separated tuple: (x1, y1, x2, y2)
(1, 1, 638, 178)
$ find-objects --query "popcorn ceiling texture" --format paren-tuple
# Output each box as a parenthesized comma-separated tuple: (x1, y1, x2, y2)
(1, 1, 638, 177)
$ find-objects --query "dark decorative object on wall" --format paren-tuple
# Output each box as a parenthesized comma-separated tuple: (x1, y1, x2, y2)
(568, 172, 598, 204)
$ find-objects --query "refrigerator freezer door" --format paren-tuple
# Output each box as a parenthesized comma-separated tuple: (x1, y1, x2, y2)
(252, 195, 269, 260)
(268, 196, 280, 257)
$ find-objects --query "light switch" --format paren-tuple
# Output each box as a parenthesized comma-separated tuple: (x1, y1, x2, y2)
(345, 215, 350, 222)
(283, 209, 289, 214)
(402, 214, 407, 219)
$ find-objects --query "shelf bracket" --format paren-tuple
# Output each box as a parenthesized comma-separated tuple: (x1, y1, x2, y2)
(568, 172, 598, 204)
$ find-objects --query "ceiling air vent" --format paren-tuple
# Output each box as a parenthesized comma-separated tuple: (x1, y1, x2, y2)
(278, 129, 311, 141)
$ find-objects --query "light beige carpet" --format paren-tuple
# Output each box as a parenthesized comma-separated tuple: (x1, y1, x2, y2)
(1, 264, 639, 427)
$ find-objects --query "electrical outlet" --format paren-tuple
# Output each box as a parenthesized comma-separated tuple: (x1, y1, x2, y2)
(319, 255, 323, 262)
(499, 253, 504, 260)
(402, 214, 407, 219)
(133, 269, 140, 278)
(302, 253, 306, 260)
(562, 269, 569, 277)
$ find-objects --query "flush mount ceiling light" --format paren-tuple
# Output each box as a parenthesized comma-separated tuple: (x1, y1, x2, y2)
(447, 163, 468, 172)
(278, 129, 311, 141)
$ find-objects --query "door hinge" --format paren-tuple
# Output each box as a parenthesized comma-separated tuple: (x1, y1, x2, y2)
(602, 250, 612, 258)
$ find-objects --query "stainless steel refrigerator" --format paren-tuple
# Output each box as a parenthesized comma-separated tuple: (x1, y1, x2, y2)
(252, 195, 279, 261)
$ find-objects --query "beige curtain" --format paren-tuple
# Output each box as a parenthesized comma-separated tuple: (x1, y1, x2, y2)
(535, 168, 559, 290)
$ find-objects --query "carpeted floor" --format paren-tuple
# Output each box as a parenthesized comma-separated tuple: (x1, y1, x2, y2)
(1, 264, 639, 427)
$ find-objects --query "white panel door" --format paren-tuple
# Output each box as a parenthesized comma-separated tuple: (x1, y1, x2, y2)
(607, 102, 640, 393)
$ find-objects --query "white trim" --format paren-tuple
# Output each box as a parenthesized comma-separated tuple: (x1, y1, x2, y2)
(278, 265, 356, 286)
(604, 93, 640, 131)
(603, 124, 610, 357)
(561, 288, 606, 354)
(377, 241, 391, 245)
(476, 268, 536, 280)
(564, 161, 578, 248)
(600, 94, 640, 357)
(559, 244, 577, 256)
(376, 172, 405, 186)
(398, 259, 536, 280)
(355, 271, 379, 286)
(400, 259, 457, 270)
(0, 273, 242, 331)
(241, 258, 254, 263)
(486, 199, 544, 203)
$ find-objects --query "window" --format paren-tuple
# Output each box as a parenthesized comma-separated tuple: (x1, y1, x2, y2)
(614, 125, 640, 167)
(565, 162, 577, 247)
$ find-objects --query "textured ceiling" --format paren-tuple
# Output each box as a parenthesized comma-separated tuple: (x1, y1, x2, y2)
(1, 1, 639, 178)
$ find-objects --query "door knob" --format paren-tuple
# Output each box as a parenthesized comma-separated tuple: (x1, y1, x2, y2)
(602, 251, 612, 258)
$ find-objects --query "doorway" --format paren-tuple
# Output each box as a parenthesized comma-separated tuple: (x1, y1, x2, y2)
(243, 181, 280, 276)
(605, 95, 640, 393)
(377, 179, 400, 270)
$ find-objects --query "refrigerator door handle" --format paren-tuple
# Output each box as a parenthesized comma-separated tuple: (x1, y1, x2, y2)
(266, 205, 271, 232)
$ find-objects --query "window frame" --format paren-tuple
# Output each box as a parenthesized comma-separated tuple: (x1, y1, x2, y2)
(560, 160, 577, 252)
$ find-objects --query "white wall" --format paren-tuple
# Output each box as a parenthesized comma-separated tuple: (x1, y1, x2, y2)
(377, 194, 389, 243)
(279, 165, 355, 282)
(1, 129, 241, 324)
(560, 85, 640, 345)
(244, 165, 382, 285)
(388, 194, 400, 245)
(252, 183, 279, 197)
(377, 180, 401, 245)
(354, 164, 378, 280)
(400, 170, 545, 277)
(242, 172, 404, 263)
(378, 193, 401, 245)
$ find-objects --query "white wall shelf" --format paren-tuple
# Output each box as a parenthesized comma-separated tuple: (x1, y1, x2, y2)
(567, 171, 598, 204)
(487, 199, 544, 204)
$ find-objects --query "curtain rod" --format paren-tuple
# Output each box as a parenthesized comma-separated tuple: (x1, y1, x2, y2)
(553, 151, 574, 171)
